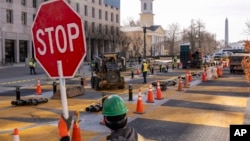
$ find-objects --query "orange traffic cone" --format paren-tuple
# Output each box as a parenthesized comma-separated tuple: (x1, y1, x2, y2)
(188, 70, 192, 82)
(216, 65, 220, 77)
(71, 121, 81, 141)
(71, 111, 81, 141)
(155, 81, 164, 100)
(202, 70, 207, 82)
(219, 65, 223, 76)
(13, 128, 20, 141)
(185, 72, 190, 88)
(36, 78, 42, 95)
(177, 77, 183, 91)
(136, 68, 140, 75)
(134, 89, 144, 114)
(146, 84, 154, 103)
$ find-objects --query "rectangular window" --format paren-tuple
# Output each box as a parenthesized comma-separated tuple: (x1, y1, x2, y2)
(92, 7, 95, 18)
(99, 0, 102, 5)
(33, 14, 36, 21)
(105, 25, 108, 34)
(6, 0, 12, 3)
(111, 26, 114, 34)
(67, 0, 71, 4)
(92, 0, 95, 3)
(99, 23, 102, 33)
(92, 22, 95, 33)
(76, 3, 79, 13)
(116, 14, 119, 23)
(116, 27, 119, 35)
(105, 11, 108, 21)
(21, 12, 27, 25)
(6, 9, 13, 23)
(144, 3, 147, 10)
(111, 13, 113, 22)
(21, 0, 26, 6)
(99, 9, 102, 19)
(84, 21, 88, 32)
(84, 5, 88, 16)
(33, 0, 37, 8)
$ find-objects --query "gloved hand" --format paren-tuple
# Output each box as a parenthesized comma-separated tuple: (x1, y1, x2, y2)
(58, 115, 72, 138)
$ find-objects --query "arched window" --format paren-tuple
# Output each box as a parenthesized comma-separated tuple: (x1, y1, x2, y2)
(144, 3, 147, 10)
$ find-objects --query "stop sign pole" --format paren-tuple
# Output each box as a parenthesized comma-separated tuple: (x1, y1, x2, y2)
(58, 60, 68, 118)
(31, 0, 87, 119)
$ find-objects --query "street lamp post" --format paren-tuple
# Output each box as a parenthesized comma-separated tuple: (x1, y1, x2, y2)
(143, 26, 147, 59)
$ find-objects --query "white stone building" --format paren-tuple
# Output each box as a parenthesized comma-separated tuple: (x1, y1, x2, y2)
(120, 0, 165, 58)
(0, 0, 120, 65)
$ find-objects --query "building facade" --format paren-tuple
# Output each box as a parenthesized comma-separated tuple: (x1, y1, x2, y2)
(121, 0, 165, 58)
(0, 0, 120, 65)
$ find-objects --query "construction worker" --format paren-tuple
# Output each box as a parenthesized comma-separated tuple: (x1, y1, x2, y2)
(58, 115, 72, 141)
(141, 59, 149, 83)
(29, 58, 36, 75)
(172, 55, 177, 70)
(102, 95, 144, 141)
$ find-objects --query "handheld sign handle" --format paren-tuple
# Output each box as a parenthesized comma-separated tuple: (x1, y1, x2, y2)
(57, 60, 69, 119)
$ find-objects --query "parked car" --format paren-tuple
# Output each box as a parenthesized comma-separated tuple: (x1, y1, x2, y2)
(203, 55, 212, 63)
(222, 51, 233, 58)
(212, 53, 222, 61)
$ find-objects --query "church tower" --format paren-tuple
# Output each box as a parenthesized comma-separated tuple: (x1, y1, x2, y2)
(140, 0, 154, 26)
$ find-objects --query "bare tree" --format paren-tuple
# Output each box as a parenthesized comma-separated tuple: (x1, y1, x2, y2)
(182, 19, 205, 52)
(165, 23, 181, 55)
(122, 17, 140, 27)
(117, 30, 131, 58)
(130, 31, 143, 57)
(182, 19, 219, 55)
(245, 20, 250, 35)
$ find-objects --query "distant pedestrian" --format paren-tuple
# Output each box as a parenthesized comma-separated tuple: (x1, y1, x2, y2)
(141, 59, 149, 83)
(138, 56, 142, 64)
(29, 58, 36, 75)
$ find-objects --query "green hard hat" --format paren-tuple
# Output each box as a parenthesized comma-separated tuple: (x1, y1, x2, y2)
(102, 95, 128, 116)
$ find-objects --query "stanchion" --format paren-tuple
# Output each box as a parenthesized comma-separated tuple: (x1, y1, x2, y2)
(128, 84, 133, 101)
(16, 87, 20, 101)
(131, 70, 134, 79)
(80, 77, 85, 86)
(53, 81, 57, 94)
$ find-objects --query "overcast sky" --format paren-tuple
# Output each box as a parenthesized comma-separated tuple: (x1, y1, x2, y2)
(120, 0, 250, 43)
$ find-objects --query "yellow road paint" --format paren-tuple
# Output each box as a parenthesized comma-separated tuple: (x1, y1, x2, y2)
(189, 85, 249, 93)
(0, 125, 100, 141)
(173, 93, 247, 107)
(140, 106, 244, 128)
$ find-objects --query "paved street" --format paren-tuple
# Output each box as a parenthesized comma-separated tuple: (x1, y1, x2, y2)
(0, 62, 250, 141)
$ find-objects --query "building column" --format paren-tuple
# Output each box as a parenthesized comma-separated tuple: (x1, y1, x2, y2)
(102, 39, 105, 53)
(94, 39, 98, 56)
(16, 33, 19, 63)
(0, 30, 3, 65)
(1, 29, 6, 65)
(87, 38, 91, 61)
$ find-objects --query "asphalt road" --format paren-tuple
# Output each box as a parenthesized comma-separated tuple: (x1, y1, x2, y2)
(1, 61, 250, 141)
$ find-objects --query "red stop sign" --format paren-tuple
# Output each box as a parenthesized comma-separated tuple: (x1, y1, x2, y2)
(31, 0, 86, 78)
